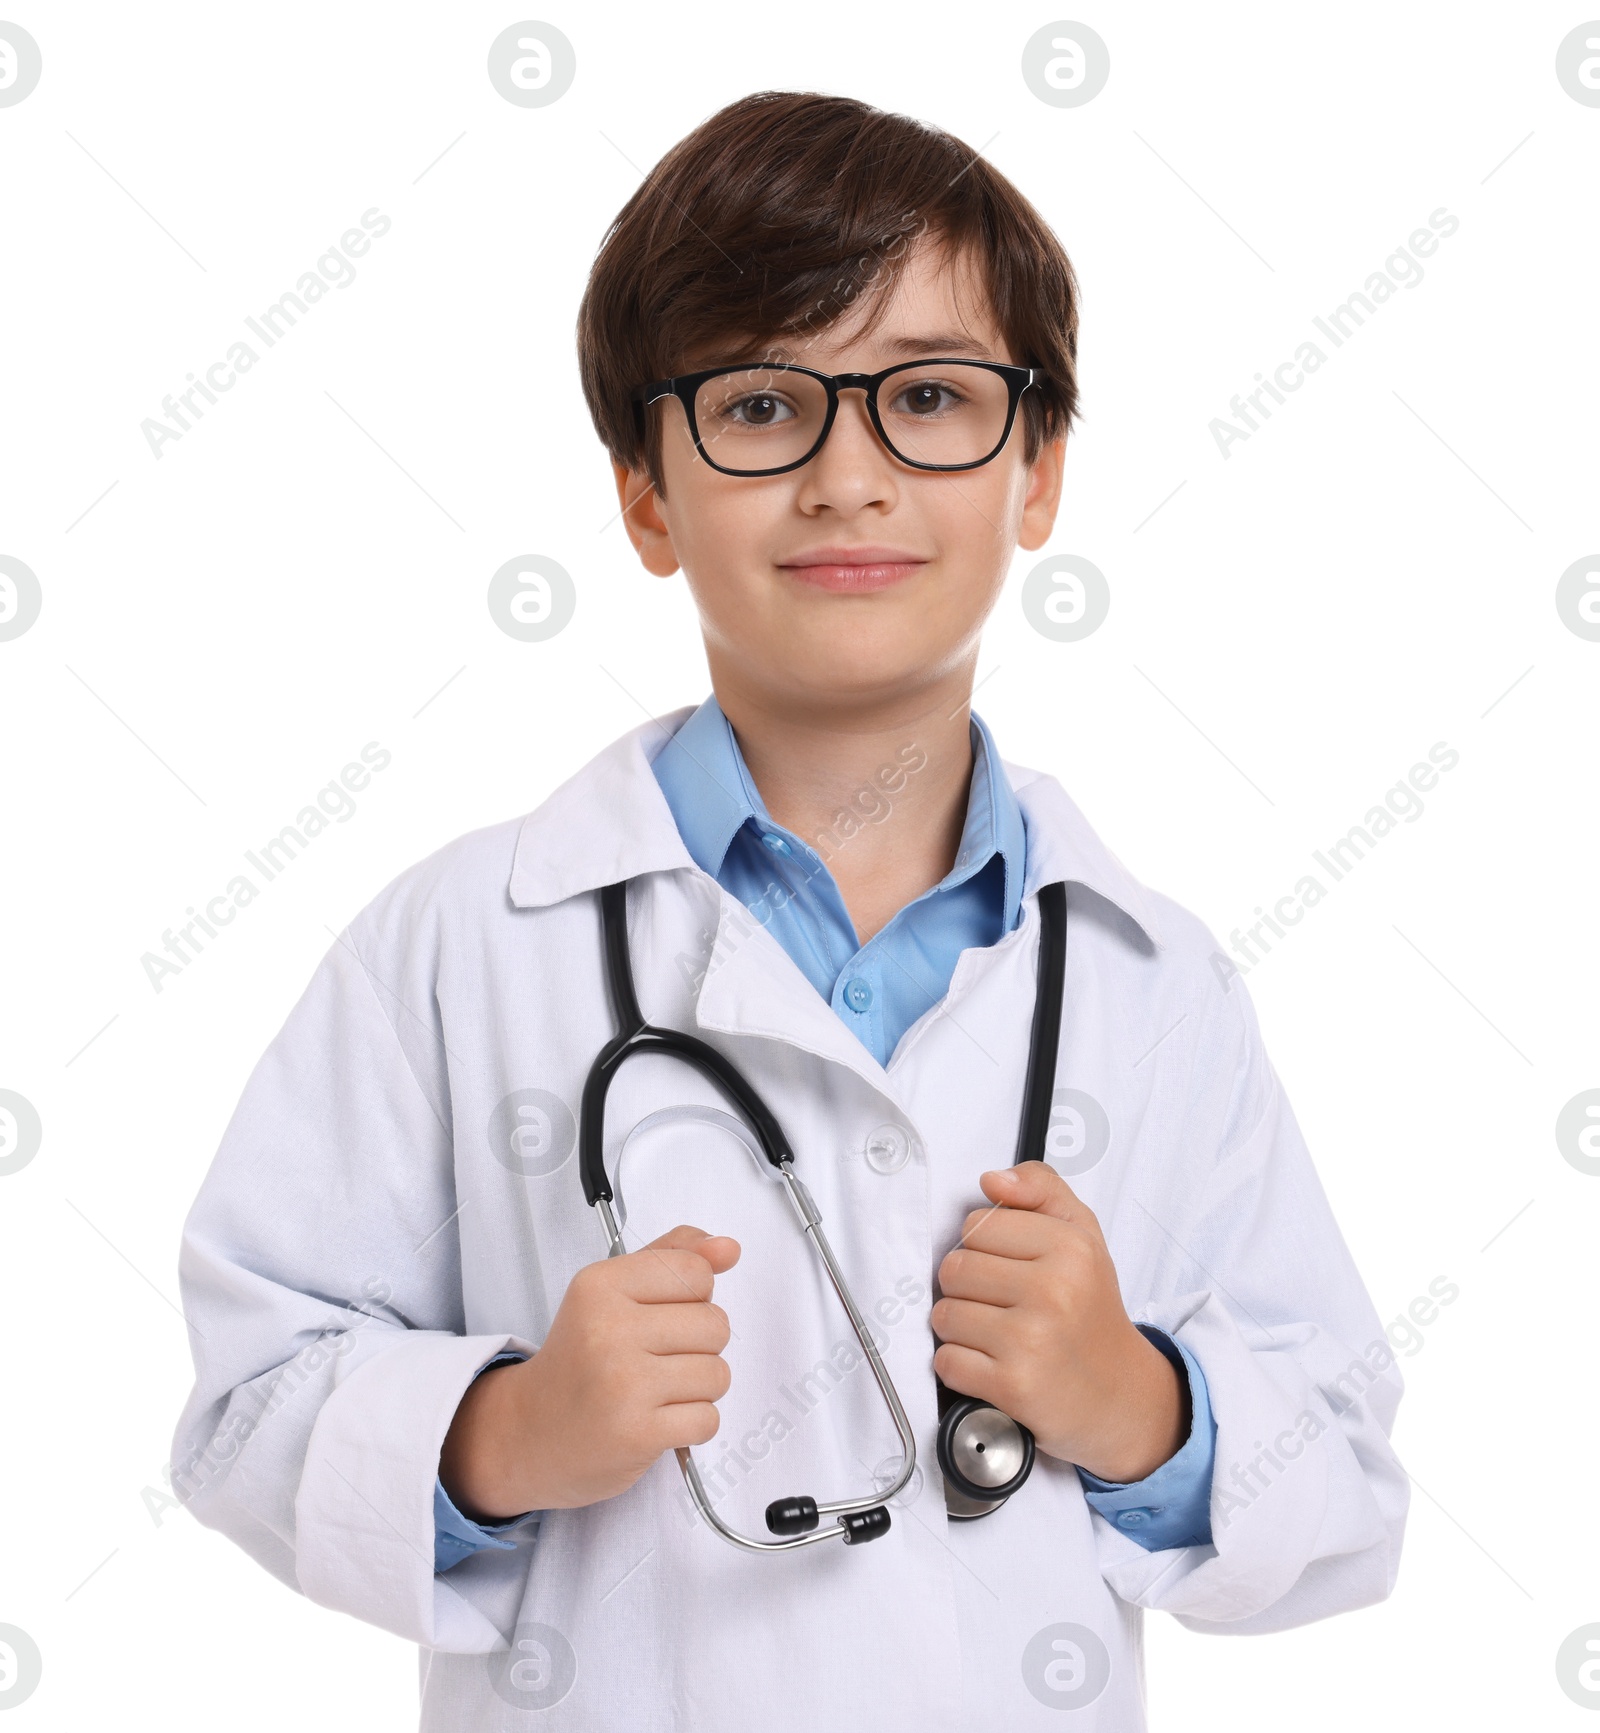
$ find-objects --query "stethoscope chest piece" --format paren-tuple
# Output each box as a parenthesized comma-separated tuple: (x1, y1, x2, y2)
(937, 1390, 1036, 1519)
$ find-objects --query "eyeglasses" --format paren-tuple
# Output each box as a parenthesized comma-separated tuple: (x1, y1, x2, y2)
(631, 358, 1039, 477)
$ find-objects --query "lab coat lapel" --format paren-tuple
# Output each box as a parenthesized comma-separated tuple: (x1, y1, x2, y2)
(507, 709, 699, 910)
(1008, 764, 1168, 948)
(689, 886, 909, 1111)
(884, 907, 1032, 1080)
(504, 712, 907, 1105)
(502, 713, 1165, 1109)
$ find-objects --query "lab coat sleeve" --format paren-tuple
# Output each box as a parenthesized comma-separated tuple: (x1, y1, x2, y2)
(1094, 970, 1410, 1631)
(170, 909, 537, 1649)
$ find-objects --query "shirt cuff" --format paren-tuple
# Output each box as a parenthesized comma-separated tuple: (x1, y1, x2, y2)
(1075, 1325, 1216, 1551)
(432, 1352, 541, 1574)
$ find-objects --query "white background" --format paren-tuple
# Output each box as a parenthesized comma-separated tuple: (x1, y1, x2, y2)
(2, 1, 1597, 1726)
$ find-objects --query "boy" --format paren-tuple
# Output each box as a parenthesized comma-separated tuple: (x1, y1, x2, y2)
(174, 92, 1407, 1730)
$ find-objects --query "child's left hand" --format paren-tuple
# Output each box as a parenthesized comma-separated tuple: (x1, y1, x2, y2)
(931, 1162, 1189, 1483)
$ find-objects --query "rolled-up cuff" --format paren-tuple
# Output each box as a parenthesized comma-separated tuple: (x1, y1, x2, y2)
(294, 1330, 540, 1642)
(433, 1352, 540, 1573)
(1076, 1325, 1217, 1551)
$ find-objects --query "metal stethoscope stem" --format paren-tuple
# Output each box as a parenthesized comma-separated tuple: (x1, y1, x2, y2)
(592, 1165, 918, 1552)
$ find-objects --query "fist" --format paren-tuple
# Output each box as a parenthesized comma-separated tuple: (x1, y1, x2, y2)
(439, 1223, 741, 1521)
(931, 1163, 1186, 1484)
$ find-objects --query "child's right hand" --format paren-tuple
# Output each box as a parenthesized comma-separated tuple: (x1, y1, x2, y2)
(438, 1224, 740, 1522)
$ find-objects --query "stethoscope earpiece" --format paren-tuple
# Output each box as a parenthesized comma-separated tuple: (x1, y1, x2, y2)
(764, 1493, 891, 1544)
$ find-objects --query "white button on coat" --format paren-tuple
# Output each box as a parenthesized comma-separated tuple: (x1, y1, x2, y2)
(171, 710, 1409, 1733)
(864, 1123, 913, 1174)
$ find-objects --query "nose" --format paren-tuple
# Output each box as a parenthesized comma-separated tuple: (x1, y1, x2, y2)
(794, 385, 900, 514)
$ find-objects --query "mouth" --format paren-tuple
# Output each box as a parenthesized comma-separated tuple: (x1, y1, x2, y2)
(775, 545, 930, 593)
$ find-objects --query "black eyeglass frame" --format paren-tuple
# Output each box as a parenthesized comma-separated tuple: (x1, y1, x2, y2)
(630, 358, 1040, 477)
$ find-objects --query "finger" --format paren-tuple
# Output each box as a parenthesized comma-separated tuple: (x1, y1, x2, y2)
(616, 1245, 720, 1305)
(637, 1300, 732, 1356)
(646, 1352, 732, 1406)
(979, 1161, 1082, 1221)
(653, 1400, 722, 1451)
(936, 1245, 1032, 1306)
(626, 1228, 740, 1300)
(644, 1224, 743, 1273)
(643, 1223, 717, 1251)
(930, 1295, 1013, 1357)
(932, 1341, 1001, 1406)
(956, 1205, 1059, 1260)
(689, 1234, 741, 1275)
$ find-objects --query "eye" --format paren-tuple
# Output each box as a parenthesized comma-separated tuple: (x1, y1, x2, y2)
(888, 377, 968, 417)
(723, 392, 798, 428)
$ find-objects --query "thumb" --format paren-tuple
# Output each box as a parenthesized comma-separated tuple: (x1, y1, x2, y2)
(979, 1160, 1080, 1221)
(645, 1223, 742, 1273)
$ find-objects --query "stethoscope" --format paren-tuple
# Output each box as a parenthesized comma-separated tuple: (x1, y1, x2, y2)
(578, 876, 1069, 1550)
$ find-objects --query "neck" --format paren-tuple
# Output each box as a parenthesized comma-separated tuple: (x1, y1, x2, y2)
(708, 661, 979, 944)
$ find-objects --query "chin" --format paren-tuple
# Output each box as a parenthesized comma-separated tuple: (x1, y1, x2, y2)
(762, 645, 935, 708)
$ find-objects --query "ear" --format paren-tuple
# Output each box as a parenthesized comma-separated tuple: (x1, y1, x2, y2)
(1016, 435, 1066, 552)
(611, 460, 681, 578)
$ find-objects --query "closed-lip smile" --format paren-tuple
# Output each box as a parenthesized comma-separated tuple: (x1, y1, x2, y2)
(776, 544, 930, 593)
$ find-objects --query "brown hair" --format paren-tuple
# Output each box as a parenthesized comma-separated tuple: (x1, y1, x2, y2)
(576, 91, 1080, 495)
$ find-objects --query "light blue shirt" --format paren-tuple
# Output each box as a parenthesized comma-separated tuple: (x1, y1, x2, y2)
(650, 694, 1028, 1066)
(433, 697, 1216, 1567)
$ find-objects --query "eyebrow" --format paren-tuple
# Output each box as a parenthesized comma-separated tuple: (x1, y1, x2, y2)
(708, 331, 1000, 370)
(875, 332, 996, 358)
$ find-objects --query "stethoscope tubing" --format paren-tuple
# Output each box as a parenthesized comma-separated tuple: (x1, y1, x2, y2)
(578, 876, 1068, 1546)
(929, 879, 1069, 1513)
(581, 881, 916, 1552)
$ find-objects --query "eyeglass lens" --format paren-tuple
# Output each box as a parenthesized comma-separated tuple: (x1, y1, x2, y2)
(691, 364, 1013, 471)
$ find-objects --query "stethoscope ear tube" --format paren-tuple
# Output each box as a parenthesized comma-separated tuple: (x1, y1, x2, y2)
(580, 884, 798, 1209)
(934, 881, 1068, 1521)
(1014, 881, 1068, 1169)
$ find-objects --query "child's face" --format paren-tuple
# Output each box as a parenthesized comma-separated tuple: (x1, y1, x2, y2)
(614, 235, 1066, 717)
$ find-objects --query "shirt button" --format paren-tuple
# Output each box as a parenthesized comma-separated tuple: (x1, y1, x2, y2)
(843, 977, 873, 1013)
(864, 1124, 911, 1174)
(1116, 1508, 1154, 1529)
(762, 833, 790, 853)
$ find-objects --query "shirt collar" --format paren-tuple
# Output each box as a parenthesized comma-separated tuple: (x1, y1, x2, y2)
(645, 694, 764, 879)
(649, 694, 1027, 929)
(961, 709, 1027, 932)
(506, 707, 1166, 949)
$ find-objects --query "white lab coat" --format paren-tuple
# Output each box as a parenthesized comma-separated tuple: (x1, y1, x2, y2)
(172, 710, 1408, 1731)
